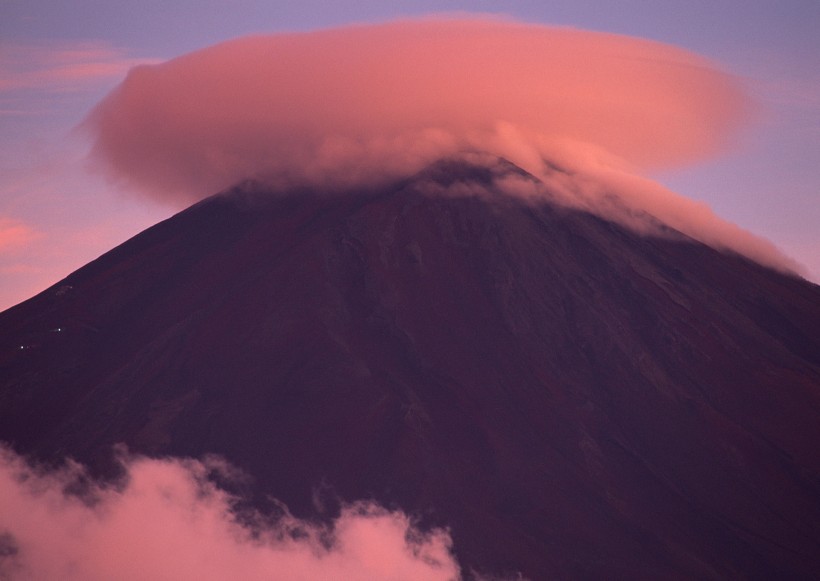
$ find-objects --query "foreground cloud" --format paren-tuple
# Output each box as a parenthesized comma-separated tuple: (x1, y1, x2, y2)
(83, 17, 800, 274)
(0, 446, 460, 581)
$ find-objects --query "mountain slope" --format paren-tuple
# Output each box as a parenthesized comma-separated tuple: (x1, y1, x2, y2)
(2, 159, 820, 579)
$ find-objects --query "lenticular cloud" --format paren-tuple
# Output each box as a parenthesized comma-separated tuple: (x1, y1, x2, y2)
(85, 17, 746, 203)
(83, 17, 800, 274)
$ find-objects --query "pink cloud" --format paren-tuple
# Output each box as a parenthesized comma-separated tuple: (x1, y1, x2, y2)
(82, 17, 799, 274)
(0, 41, 153, 93)
(0, 217, 40, 253)
(84, 18, 747, 201)
(0, 446, 461, 581)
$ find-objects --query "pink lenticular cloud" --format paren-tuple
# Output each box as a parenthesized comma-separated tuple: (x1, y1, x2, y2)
(85, 17, 747, 201)
(83, 17, 800, 274)
(0, 446, 461, 581)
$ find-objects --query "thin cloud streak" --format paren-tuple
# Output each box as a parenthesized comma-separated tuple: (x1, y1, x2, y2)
(0, 41, 154, 93)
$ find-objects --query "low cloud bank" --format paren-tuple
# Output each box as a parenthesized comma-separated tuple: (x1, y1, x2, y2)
(0, 446, 460, 581)
(83, 17, 800, 274)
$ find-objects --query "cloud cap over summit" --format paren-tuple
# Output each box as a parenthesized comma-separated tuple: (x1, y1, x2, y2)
(83, 17, 802, 275)
(84, 17, 748, 202)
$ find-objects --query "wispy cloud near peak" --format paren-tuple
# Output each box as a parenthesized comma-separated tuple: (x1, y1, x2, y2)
(0, 40, 155, 94)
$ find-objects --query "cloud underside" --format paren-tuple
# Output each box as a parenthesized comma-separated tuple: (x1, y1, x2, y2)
(0, 446, 461, 581)
(84, 17, 799, 274)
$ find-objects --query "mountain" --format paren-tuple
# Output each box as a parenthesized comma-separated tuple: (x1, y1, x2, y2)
(2, 158, 820, 579)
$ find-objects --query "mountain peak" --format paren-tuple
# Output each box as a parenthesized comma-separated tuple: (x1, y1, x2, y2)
(2, 161, 819, 579)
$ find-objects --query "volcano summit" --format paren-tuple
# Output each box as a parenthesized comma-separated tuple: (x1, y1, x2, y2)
(1, 156, 820, 579)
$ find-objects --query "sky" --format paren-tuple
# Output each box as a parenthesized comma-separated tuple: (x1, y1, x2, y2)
(1, 0, 819, 310)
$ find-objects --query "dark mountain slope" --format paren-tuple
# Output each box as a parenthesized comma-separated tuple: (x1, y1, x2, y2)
(2, 159, 820, 579)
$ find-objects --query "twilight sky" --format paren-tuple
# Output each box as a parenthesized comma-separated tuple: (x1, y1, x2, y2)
(1, 0, 819, 310)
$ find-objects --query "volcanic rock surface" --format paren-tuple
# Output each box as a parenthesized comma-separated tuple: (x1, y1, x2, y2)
(2, 158, 820, 579)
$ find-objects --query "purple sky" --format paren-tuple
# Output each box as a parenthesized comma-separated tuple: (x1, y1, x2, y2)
(1, 0, 818, 310)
